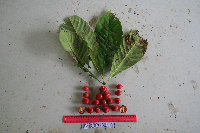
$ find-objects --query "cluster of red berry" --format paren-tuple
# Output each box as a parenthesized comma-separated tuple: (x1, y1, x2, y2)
(78, 84, 127, 114)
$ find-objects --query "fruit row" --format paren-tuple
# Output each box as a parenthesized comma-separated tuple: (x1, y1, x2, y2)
(78, 105, 127, 114)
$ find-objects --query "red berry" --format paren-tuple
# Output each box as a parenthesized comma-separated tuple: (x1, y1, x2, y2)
(87, 107, 94, 114)
(96, 93, 103, 100)
(106, 98, 113, 104)
(82, 98, 89, 104)
(101, 99, 107, 105)
(95, 108, 100, 113)
(99, 86, 107, 92)
(115, 90, 122, 96)
(83, 92, 89, 97)
(102, 106, 109, 113)
(111, 105, 119, 111)
(83, 86, 89, 91)
(115, 98, 121, 104)
(103, 92, 110, 98)
(116, 84, 123, 89)
(92, 99, 99, 105)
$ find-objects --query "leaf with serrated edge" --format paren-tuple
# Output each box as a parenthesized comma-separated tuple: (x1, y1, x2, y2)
(106, 30, 148, 83)
(95, 11, 123, 75)
(59, 15, 104, 84)
(59, 22, 75, 55)
(59, 19, 89, 67)
(69, 15, 102, 78)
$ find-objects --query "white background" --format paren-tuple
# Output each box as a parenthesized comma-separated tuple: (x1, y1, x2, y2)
(0, 0, 200, 132)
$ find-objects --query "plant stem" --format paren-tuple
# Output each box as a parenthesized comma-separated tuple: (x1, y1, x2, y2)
(105, 77, 111, 85)
(81, 67, 104, 85)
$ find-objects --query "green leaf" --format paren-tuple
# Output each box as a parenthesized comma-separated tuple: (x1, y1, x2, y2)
(95, 11, 123, 75)
(59, 13, 148, 85)
(69, 15, 103, 78)
(59, 15, 104, 83)
(59, 19, 90, 67)
(106, 30, 148, 83)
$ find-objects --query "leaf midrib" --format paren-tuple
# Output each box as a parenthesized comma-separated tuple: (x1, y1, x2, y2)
(109, 41, 137, 79)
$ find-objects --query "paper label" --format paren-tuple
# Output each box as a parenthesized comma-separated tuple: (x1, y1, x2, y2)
(82, 122, 115, 129)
